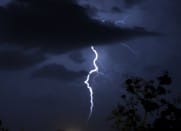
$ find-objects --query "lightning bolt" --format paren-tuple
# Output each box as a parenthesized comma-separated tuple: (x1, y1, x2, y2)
(82, 15, 133, 122)
(84, 46, 99, 120)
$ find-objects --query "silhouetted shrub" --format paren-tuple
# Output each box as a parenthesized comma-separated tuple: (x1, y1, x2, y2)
(108, 72, 181, 131)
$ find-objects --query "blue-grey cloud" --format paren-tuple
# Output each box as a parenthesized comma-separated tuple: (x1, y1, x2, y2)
(32, 64, 87, 81)
(124, 0, 145, 8)
(69, 51, 85, 64)
(0, 50, 46, 70)
(0, 0, 157, 53)
(111, 6, 122, 13)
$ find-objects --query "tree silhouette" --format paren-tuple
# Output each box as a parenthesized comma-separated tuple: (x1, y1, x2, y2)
(108, 72, 181, 131)
(0, 120, 8, 131)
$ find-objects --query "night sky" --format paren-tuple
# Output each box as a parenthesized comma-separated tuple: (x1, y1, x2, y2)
(0, 0, 181, 131)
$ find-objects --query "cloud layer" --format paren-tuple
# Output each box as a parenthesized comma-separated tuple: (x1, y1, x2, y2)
(0, 50, 45, 70)
(32, 64, 87, 81)
(0, 0, 157, 53)
(124, 0, 145, 7)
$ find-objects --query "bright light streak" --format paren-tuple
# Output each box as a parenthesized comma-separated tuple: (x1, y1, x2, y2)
(122, 43, 137, 56)
(84, 46, 99, 120)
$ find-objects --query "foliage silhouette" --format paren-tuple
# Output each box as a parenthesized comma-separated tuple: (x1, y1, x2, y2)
(0, 120, 8, 131)
(109, 72, 181, 131)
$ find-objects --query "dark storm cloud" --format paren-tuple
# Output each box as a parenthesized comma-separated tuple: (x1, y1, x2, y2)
(69, 51, 85, 64)
(0, 50, 45, 70)
(111, 6, 122, 13)
(124, 0, 145, 7)
(0, 0, 157, 53)
(83, 4, 99, 16)
(32, 64, 87, 81)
